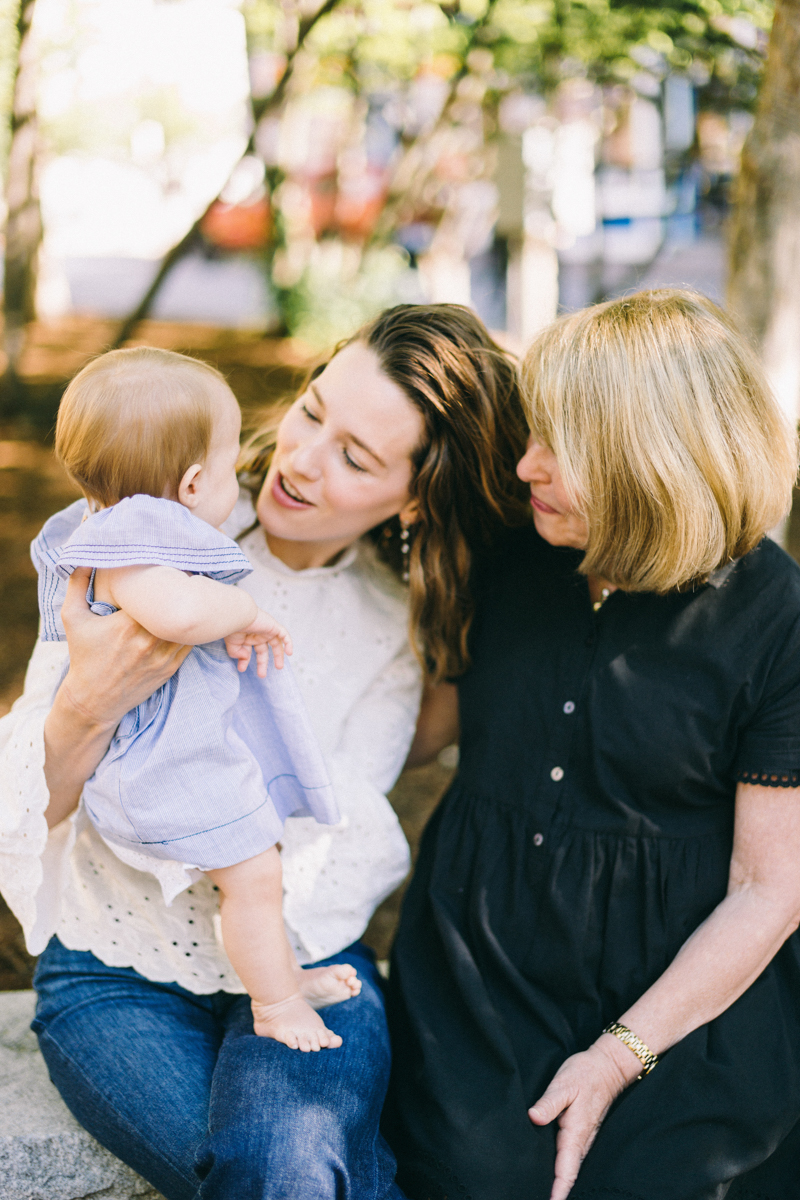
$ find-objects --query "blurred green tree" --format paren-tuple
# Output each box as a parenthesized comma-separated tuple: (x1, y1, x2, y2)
(110, 0, 342, 348)
(113, 0, 768, 346)
(0, 0, 775, 360)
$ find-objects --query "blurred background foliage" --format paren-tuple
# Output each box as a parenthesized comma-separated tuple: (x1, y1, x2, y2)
(236, 0, 772, 342)
(0, 0, 19, 166)
(0, 0, 777, 363)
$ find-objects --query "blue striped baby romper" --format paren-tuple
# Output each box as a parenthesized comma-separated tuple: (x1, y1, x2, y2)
(31, 495, 339, 881)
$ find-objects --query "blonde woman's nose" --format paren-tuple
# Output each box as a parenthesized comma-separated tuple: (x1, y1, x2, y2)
(517, 441, 554, 483)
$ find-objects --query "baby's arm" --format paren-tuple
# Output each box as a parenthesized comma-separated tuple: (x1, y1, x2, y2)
(99, 567, 290, 673)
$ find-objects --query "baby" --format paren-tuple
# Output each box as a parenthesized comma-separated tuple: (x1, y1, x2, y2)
(32, 347, 360, 1050)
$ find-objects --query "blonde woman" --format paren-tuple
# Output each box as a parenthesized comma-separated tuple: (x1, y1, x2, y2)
(387, 291, 800, 1200)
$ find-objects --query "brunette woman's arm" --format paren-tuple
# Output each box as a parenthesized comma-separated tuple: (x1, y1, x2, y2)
(43, 568, 191, 828)
(529, 779, 800, 1200)
(404, 682, 459, 769)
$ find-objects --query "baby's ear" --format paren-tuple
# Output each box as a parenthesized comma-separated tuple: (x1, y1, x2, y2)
(176, 463, 203, 508)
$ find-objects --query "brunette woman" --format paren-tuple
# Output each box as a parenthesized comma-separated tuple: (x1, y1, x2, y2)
(0, 305, 528, 1200)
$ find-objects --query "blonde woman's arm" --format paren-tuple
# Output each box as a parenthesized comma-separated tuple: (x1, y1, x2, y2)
(529, 779, 800, 1200)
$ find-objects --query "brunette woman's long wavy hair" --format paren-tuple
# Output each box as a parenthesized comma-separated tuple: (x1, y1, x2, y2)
(239, 304, 530, 682)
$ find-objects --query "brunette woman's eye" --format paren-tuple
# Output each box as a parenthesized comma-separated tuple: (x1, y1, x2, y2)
(343, 447, 367, 473)
(302, 404, 321, 423)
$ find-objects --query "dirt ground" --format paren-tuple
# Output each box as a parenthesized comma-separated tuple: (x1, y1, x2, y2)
(0, 316, 453, 987)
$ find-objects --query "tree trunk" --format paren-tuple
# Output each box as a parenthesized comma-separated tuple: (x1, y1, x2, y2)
(3, 0, 41, 381)
(727, 0, 800, 424)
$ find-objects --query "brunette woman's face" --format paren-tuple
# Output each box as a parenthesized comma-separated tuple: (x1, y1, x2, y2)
(516, 438, 589, 549)
(257, 342, 424, 560)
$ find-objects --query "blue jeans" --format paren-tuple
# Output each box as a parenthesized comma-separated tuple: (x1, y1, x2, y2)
(32, 936, 405, 1200)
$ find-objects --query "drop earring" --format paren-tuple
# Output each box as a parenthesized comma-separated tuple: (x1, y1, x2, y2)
(400, 521, 410, 583)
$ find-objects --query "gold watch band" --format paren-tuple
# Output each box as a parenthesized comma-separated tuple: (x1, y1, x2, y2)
(602, 1021, 659, 1076)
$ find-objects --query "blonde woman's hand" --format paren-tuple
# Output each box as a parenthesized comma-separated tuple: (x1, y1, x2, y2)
(528, 1036, 639, 1200)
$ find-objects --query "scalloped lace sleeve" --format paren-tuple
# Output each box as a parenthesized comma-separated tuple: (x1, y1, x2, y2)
(0, 639, 78, 952)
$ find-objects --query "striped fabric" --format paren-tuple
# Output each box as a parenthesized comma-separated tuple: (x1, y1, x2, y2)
(30, 495, 339, 884)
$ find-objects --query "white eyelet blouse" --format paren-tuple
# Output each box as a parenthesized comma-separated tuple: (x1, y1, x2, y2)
(0, 496, 421, 992)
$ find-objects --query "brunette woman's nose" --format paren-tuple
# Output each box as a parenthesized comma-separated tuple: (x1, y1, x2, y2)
(289, 436, 323, 481)
(517, 441, 553, 484)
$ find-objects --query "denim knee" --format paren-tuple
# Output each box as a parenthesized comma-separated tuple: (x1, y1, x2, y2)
(197, 945, 397, 1200)
(198, 1102, 351, 1200)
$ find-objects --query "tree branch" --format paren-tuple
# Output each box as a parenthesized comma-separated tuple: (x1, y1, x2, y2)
(368, 0, 501, 246)
(111, 0, 343, 349)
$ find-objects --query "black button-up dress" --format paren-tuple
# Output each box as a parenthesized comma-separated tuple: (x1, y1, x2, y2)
(385, 525, 800, 1200)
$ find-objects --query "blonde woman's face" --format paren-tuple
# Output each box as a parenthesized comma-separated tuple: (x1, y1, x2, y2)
(516, 438, 589, 549)
(256, 342, 423, 559)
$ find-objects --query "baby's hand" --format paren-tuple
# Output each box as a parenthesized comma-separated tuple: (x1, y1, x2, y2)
(224, 608, 292, 678)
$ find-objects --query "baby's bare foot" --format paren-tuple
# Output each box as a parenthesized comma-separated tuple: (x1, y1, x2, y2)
(297, 963, 362, 1010)
(251, 992, 343, 1051)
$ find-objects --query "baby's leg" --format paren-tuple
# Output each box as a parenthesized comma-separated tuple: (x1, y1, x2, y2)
(206, 848, 354, 1051)
(300, 962, 361, 1009)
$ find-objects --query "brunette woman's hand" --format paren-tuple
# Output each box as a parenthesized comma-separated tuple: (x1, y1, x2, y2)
(43, 568, 191, 828)
(528, 1035, 640, 1200)
(59, 567, 192, 725)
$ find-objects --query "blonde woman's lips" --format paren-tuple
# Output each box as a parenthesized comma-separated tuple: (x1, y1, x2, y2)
(530, 494, 559, 515)
(272, 473, 313, 509)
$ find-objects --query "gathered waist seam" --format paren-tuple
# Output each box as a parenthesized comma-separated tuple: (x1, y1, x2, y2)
(445, 783, 732, 841)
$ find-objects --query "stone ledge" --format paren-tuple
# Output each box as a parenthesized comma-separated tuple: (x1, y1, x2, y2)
(0, 992, 164, 1200)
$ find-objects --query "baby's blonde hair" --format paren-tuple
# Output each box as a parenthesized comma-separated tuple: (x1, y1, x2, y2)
(520, 289, 799, 593)
(55, 346, 234, 508)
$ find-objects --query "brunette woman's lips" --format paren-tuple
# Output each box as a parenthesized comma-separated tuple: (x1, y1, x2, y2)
(272, 473, 313, 509)
(530, 494, 559, 515)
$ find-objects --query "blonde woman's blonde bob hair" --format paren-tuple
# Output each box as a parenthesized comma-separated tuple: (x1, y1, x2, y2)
(520, 289, 799, 593)
(55, 346, 234, 508)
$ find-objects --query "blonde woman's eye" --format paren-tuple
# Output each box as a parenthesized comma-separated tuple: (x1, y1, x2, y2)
(302, 404, 321, 423)
(343, 447, 367, 472)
